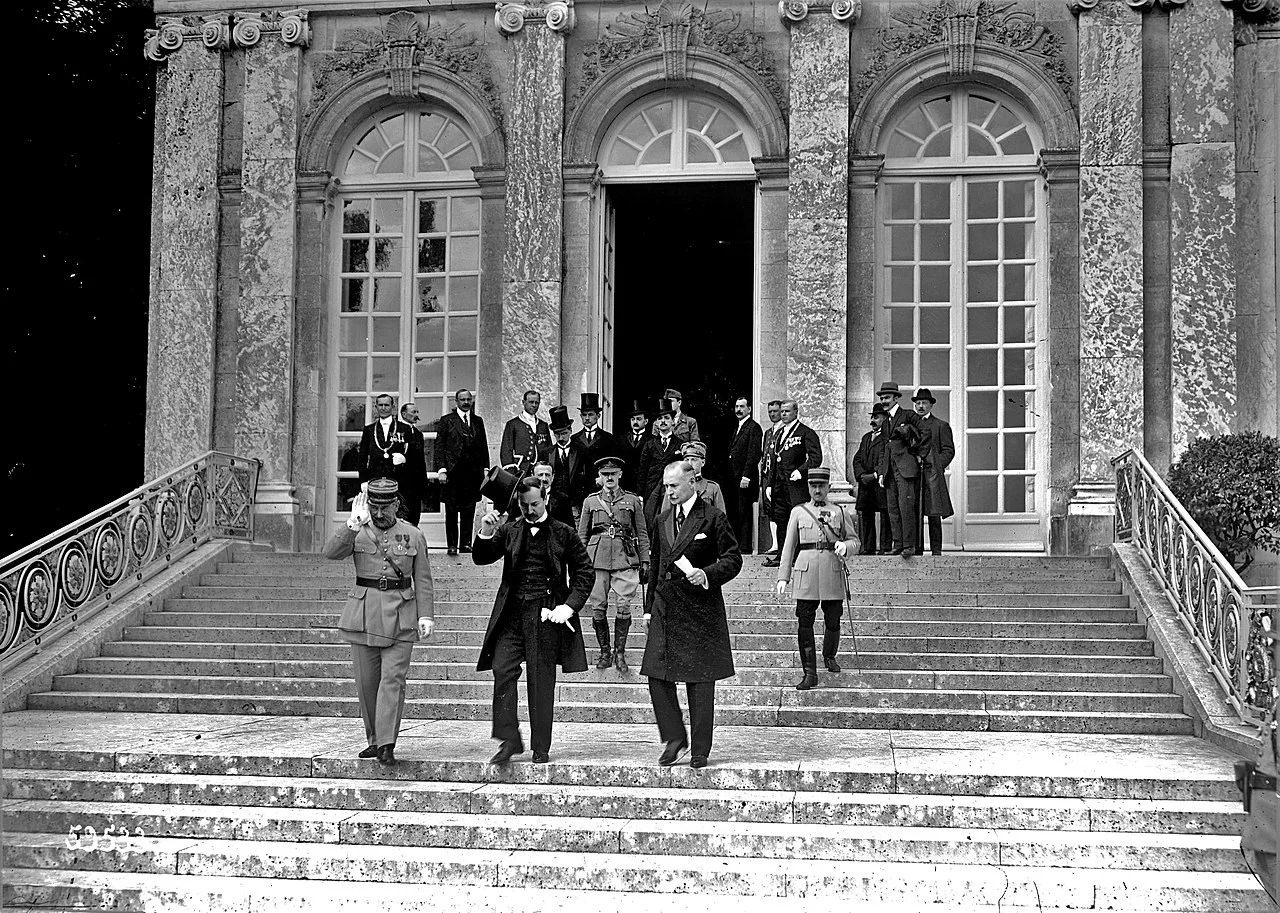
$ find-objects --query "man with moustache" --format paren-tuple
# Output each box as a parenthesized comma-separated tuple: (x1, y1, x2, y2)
(637, 397, 687, 526)
(655, 388, 700, 442)
(548, 406, 587, 523)
(642, 461, 742, 769)
(851, 403, 892, 554)
(323, 478, 435, 767)
(875, 381, 923, 558)
(499, 390, 552, 478)
(759, 399, 783, 557)
(434, 389, 489, 555)
(473, 476, 594, 765)
(617, 400, 650, 495)
(726, 395, 763, 553)
(644, 439, 726, 524)
(571, 393, 615, 473)
(763, 399, 822, 568)
(912, 388, 955, 556)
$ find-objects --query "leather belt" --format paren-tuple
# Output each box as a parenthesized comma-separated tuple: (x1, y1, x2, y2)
(796, 542, 836, 551)
(356, 576, 410, 590)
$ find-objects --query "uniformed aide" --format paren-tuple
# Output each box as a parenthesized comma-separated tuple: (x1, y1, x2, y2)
(578, 456, 650, 673)
(774, 467, 858, 690)
(323, 478, 435, 766)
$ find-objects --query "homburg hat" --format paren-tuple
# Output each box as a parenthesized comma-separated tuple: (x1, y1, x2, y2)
(877, 381, 903, 397)
(579, 393, 602, 413)
(549, 405, 573, 431)
(912, 387, 937, 404)
(366, 478, 400, 505)
(479, 466, 519, 509)
(870, 402, 890, 415)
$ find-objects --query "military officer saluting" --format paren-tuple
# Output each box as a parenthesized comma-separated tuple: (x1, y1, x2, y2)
(774, 467, 858, 691)
(323, 478, 435, 766)
(578, 456, 650, 673)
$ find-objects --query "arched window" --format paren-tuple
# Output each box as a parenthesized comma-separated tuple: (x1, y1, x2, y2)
(600, 91, 759, 179)
(332, 107, 482, 523)
(876, 88, 1046, 550)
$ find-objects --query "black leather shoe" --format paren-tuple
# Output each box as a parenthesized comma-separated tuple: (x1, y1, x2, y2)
(657, 740, 688, 766)
(490, 739, 525, 765)
(459, 545, 472, 554)
(900, 548, 916, 559)
(532, 751, 550, 764)
(447, 547, 459, 556)
(690, 756, 708, 769)
(376, 744, 396, 766)
(358, 744, 379, 759)
(824, 656, 842, 673)
(889, 548, 904, 556)
(761, 556, 780, 567)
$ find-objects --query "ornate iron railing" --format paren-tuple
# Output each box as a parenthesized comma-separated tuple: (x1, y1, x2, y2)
(1113, 448, 1277, 721)
(0, 451, 261, 668)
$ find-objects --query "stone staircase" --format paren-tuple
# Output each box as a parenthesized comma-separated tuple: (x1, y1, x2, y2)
(3, 546, 1272, 911)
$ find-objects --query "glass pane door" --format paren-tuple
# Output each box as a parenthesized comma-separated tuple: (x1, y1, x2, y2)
(599, 192, 617, 428)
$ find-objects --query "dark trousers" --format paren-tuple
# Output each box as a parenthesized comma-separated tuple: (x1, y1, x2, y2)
(726, 490, 756, 553)
(885, 469, 918, 552)
(648, 678, 716, 759)
(443, 487, 478, 549)
(859, 507, 890, 554)
(916, 513, 943, 555)
(490, 597, 559, 754)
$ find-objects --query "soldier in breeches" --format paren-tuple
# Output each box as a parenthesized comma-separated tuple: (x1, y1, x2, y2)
(775, 467, 858, 691)
(578, 456, 650, 674)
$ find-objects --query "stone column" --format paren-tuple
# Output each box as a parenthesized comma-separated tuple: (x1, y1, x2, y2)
(779, 0, 858, 486)
(1072, 0, 1144, 505)
(473, 166, 509, 466)
(561, 163, 599, 411)
(847, 153, 882, 482)
(1168, 0, 1237, 455)
(143, 16, 229, 479)
(231, 9, 310, 549)
(495, 1, 572, 415)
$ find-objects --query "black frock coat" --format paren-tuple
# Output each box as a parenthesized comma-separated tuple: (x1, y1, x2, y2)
(916, 414, 956, 518)
(641, 497, 742, 682)
(472, 518, 594, 673)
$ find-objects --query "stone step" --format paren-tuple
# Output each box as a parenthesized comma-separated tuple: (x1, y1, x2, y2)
(221, 554, 1115, 570)
(5, 865, 1271, 912)
(3, 769, 1241, 834)
(74, 657, 1175, 693)
(98, 640, 1168, 673)
(47, 675, 1184, 714)
(1, 801, 1246, 870)
(23, 692, 1195, 734)
(139, 611, 1150, 642)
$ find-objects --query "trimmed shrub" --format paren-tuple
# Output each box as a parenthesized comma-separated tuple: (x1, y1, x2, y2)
(1166, 432, 1280, 574)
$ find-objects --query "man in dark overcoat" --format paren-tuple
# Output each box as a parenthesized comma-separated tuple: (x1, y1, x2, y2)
(851, 403, 891, 554)
(912, 388, 955, 556)
(434, 388, 489, 555)
(726, 395, 764, 553)
(875, 381, 923, 558)
(637, 398, 687, 527)
(548, 405, 587, 522)
(642, 460, 742, 769)
(473, 476, 594, 765)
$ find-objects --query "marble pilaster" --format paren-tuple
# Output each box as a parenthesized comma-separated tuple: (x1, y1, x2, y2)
(474, 167, 508, 466)
(498, 8, 569, 415)
(846, 154, 881, 463)
(561, 164, 598, 413)
(783, 6, 853, 484)
(145, 38, 226, 479)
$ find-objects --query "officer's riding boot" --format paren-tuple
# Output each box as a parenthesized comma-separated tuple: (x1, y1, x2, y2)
(796, 625, 819, 690)
(823, 626, 842, 673)
(592, 618, 612, 669)
(613, 617, 632, 674)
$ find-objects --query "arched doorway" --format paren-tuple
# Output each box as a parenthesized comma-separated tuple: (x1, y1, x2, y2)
(875, 87, 1048, 550)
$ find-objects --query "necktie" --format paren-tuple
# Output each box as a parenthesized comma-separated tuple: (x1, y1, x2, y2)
(463, 413, 470, 429)
(675, 505, 685, 535)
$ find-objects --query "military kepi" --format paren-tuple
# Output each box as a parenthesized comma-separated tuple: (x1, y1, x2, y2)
(366, 478, 400, 504)
(807, 466, 832, 484)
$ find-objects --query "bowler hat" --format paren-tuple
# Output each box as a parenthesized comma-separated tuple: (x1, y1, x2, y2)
(877, 381, 902, 397)
(912, 387, 937, 404)
(479, 466, 518, 509)
(579, 393, 601, 413)
(655, 398, 675, 417)
(366, 477, 400, 505)
(680, 440, 707, 459)
(628, 399, 648, 417)
(549, 405, 573, 431)
(807, 466, 832, 484)
(870, 403, 889, 415)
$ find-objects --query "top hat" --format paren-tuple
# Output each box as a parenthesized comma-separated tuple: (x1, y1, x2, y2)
(680, 440, 707, 459)
(655, 398, 675, 417)
(807, 466, 832, 484)
(480, 466, 519, 509)
(366, 477, 400, 505)
(664, 388, 683, 401)
(595, 455, 625, 472)
(877, 381, 903, 397)
(870, 402, 890, 416)
(628, 399, 648, 417)
(549, 405, 573, 431)
(912, 387, 937, 404)
(579, 393, 602, 413)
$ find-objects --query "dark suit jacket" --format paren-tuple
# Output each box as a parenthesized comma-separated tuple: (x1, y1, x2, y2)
(770, 421, 822, 491)
(916, 414, 956, 517)
(358, 419, 425, 498)
(472, 517, 594, 672)
(636, 434, 688, 501)
(550, 440, 587, 512)
(618, 430, 649, 494)
(571, 427, 616, 477)
(499, 415, 551, 474)
(728, 418, 764, 500)
(878, 405, 922, 479)
(851, 428, 889, 511)
(641, 496, 742, 682)
(434, 410, 489, 498)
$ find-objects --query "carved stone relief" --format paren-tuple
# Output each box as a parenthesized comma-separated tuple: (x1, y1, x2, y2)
(572, 1, 786, 118)
(308, 10, 501, 128)
(232, 8, 311, 48)
(1221, 0, 1280, 21)
(144, 14, 231, 61)
(495, 1, 576, 35)
(853, 1, 1074, 111)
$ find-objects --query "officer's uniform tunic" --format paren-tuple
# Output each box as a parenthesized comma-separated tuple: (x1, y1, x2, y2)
(577, 488, 650, 621)
(777, 502, 858, 662)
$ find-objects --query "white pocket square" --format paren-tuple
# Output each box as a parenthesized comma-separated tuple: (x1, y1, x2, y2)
(694, 532, 707, 540)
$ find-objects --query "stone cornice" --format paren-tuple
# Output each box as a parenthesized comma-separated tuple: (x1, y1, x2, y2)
(1038, 148, 1080, 184)
(144, 14, 230, 61)
(777, 0, 861, 25)
(848, 152, 883, 190)
(231, 8, 311, 48)
(495, 0, 575, 35)
(753, 155, 789, 190)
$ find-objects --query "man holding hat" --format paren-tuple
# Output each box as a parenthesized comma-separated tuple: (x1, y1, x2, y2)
(637, 397, 688, 521)
(851, 403, 892, 554)
(912, 388, 955, 556)
(578, 455, 650, 673)
(548, 406, 587, 524)
(775, 467, 859, 690)
(572, 393, 616, 472)
(875, 381, 923, 558)
(618, 399, 651, 494)
(323, 478, 436, 767)
(654, 388, 700, 442)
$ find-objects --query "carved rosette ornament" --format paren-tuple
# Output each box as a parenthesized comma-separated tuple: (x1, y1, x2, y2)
(777, 0, 862, 24)
(143, 14, 230, 62)
(232, 9, 311, 49)
(495, 0, 576, 35)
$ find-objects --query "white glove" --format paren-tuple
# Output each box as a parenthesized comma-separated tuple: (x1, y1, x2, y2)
(765, 487, 772, 500)
(391, 452, 407, 466)
(740, 477, 750, 489)
(834, 541, 848, 557)
(543, 605, 575, 628)
(437, 468, 448, 481)
(775, 579, 788, 597)
(418, 618, 435, 639)
(790, 469, 802, 481)
(347, 492, 371, 530)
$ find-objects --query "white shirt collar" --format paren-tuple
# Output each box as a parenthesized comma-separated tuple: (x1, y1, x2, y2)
(379, 415, 394, 430)
(678, 492, 698, 515)
(527, 512, 549, 534)
(737, 416, 749, 430)
(518, 411, 538, 430)
(781, 418, 800, 438)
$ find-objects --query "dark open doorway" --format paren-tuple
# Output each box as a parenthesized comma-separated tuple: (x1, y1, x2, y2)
(610, 181, 754, 482)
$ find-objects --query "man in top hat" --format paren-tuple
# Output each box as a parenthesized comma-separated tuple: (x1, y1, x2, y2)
(499, 390, 552, 478)
(434, 388, 490, 556)
(875, 381, 923, 558)
(851, 403, 892, 554)
(759, 399, 784, 556)
(763, 399, 822, 567)
(572, 393, 615, 473)
(473, 475, 594, 765)
(912, 388, 955, 556)
(323, 478, 435, 767)
(726, 395, 764, 554)
(637, 398, 688, 522)
(358, 393, 426, 524)
(618, 399, 650, 494)
(654, 388, 700, 442)
(775, 467, 858, 690)
(578, 455, 650, 674)
(548, 406, 587, 524)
